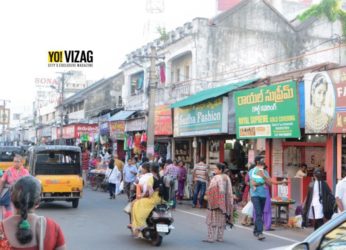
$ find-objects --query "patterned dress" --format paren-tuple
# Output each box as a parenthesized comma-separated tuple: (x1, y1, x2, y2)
(205, 174, 233, 241)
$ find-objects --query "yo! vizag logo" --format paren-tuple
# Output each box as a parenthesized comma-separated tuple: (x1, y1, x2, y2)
(48, 50, 93, 68)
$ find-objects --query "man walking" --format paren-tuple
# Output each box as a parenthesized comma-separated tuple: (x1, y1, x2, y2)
(164, 159, 179, 209)
(123, 158, 138, 201)
(81, 147, 90, 185)
(249, 156, 271, 240)
(192, 157, 209, 208)
(335, 171, 346, 213)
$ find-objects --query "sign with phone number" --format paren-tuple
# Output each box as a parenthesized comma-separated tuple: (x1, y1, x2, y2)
(234, 81, 300, 139)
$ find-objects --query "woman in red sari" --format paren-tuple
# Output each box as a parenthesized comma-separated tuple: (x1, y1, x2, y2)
(204, 163, 233, 243)
(0, 176, 66, 250)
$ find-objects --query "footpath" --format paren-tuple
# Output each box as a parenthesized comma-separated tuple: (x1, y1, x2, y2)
(176, 201, 314, 243)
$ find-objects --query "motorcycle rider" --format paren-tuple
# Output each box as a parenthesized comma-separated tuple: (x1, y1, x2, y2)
(131, 163, 162, 238)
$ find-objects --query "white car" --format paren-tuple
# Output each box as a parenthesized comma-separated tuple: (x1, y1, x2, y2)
(270, 211, 346, 250)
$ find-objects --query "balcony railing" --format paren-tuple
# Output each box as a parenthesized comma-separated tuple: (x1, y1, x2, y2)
(124, 80, 215, 108)
(124, 93, 147, 110)
(155, 80, 195, 105)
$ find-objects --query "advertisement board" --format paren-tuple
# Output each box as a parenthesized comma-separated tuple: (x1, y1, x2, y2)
(234, 81, 300, 138)
(174, 97, 228, 137)
(305, 68, 346, 133)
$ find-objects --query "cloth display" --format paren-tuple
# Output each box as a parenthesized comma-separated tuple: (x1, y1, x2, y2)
(134, 133, 141, 155)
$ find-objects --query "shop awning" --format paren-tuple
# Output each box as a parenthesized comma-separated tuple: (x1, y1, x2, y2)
(109, 110, 136, 121)
(171, 79, 257, 108)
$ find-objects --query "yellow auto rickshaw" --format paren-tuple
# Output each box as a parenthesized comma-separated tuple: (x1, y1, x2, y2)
(0, 146, 24, 171)
(28, 145, 83, 208)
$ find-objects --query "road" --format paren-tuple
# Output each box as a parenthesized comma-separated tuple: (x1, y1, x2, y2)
(36, 188, 307, 250)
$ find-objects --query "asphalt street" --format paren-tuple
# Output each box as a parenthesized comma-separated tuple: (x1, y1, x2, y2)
(35, 188, 308, 250)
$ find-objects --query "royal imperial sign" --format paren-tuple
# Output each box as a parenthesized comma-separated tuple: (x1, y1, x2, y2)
(234, 81, 300, 139)
(173, 97, 228, 137)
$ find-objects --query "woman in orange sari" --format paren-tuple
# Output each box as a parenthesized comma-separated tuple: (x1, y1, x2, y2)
(204, 163, 233, 243)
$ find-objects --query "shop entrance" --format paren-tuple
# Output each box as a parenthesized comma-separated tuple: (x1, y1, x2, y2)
(281, 141, 326, 204)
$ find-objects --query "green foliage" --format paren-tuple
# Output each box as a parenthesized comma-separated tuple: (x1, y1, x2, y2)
(298, 0, 346, 36)
(157, 26, 169, 41)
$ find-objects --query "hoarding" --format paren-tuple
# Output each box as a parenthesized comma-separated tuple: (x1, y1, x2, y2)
(234, 81, 300, 138)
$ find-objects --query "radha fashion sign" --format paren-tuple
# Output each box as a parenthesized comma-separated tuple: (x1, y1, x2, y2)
(304, 68, 346, 133)
(234, 81, 300, 139)
(173, 97, 228, 137)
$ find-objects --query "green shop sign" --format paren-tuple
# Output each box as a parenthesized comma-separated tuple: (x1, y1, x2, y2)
(234, 81, 300, 139)
(174, 97, 228, 137)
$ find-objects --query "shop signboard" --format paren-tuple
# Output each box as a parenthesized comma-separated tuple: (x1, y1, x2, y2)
(234, 81, 300, 139)
(56, 124, 98, 139)
(174, 97, 228, 137)
(125, 117, 147, 132)
(75, 124, 98, 138)
(56, 125, 75, 139)
(155, 105, 173, 136)
(304, 68, 346, 133)
(110, 121, 125, 140)
(100, 122, 109, 136)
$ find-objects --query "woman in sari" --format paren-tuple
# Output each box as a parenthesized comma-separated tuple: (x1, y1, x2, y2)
(177, 160, 187, 203)
(131, 163, 162, 237)
(204, 163, 233, 243)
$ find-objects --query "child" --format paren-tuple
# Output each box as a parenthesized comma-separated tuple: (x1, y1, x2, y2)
(251, 165, 265, 191)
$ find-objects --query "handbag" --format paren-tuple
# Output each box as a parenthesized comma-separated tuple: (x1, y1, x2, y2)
(123, 202, 132, 214)
(241, 201, 254, 217)
(103, 168, 114, 185)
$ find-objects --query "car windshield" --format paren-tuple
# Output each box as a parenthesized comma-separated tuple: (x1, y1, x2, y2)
(320, 221, 346, 250)
(34, 150, 80, 175)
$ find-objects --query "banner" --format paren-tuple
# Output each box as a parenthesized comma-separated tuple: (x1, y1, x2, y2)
(304, 68, 346, 133)
(174, 97, 228, 137)
(234, 81, 300, 139)
(155, 105, 173, 136)
(110, 121, 125, 140)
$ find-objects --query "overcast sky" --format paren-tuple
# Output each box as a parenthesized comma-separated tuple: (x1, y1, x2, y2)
(0, 0, 215, 115)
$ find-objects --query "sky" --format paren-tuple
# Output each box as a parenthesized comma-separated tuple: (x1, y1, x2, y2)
(0, 0, 215, 116)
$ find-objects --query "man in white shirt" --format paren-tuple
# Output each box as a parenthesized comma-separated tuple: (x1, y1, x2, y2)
(295, 163, 307, 178)
(335, 172, 346, 213)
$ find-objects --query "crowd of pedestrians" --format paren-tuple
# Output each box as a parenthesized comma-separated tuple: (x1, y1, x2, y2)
(1, 147, 345, 248)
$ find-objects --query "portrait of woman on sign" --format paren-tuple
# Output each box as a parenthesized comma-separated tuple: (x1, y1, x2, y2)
(305, 72, 335, 133)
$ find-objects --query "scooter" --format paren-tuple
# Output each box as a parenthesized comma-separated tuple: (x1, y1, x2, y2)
(140, 202, 174, 246)
(127, 176, 175, 246)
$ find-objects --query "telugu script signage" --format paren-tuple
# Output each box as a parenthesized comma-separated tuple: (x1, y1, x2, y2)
(305, 68, 346, 133)
(234, 81, 300, 139)
(155, 105, 173, 136)
(174, 97, 228, 137)
(56, 124, 98, 139)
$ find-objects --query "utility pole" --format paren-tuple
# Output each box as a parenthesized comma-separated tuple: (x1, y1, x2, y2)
(60, 73, 65, 145)
(146, 46, 158, 157)
(56, 71, 71, 145)
(0, 100, 10, 143)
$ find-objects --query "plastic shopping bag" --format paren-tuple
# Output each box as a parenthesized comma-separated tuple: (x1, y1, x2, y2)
(241, 201, 254, 217)
(119, 181, 124, 192)
(123, 202, 132, 214)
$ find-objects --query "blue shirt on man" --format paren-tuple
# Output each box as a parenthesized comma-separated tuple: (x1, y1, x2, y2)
(123, 164, 138, 183)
